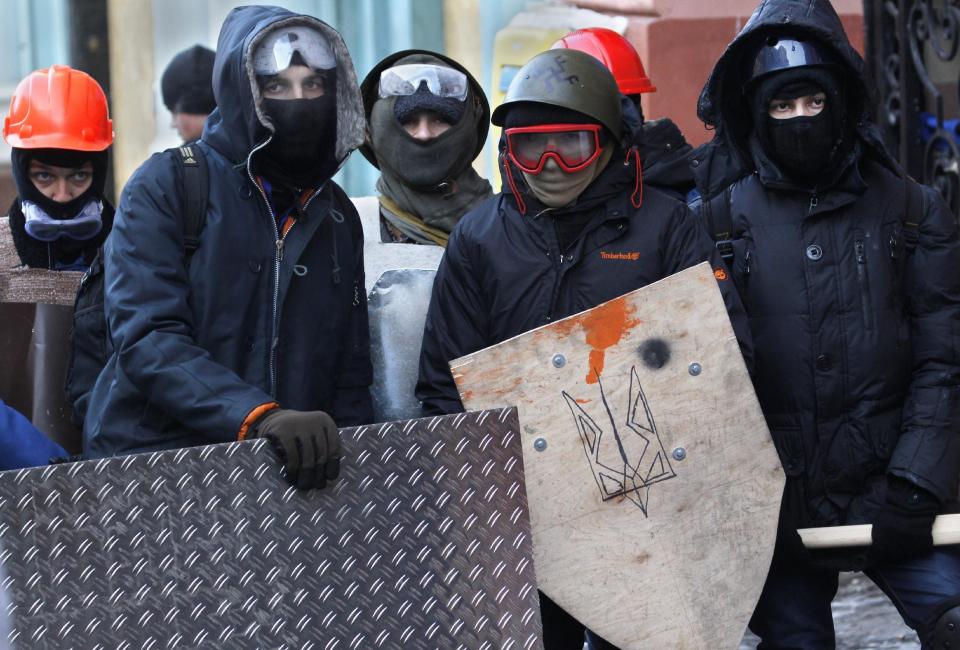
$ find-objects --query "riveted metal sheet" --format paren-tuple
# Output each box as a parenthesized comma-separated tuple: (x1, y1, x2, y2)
(0, 408, 541, 649)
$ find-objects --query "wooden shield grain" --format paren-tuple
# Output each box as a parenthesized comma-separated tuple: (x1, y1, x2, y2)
(451, 263, 784, 649)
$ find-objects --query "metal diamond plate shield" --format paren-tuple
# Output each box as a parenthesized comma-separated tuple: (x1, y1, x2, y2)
(0, 408, 541, 649)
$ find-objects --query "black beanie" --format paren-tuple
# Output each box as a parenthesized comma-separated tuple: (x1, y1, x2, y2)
(161, 45, 216, 115)
(394, 81, 466, 126)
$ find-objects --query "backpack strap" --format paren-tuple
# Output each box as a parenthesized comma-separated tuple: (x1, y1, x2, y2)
(173, 144, 209, 265)
(702, 185, 735, 263)
(902, 175, 922, 254)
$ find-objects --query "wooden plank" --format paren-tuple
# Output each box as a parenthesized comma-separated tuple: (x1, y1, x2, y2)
(452, 262, 783, 649)
(1, 217, 82, 306)
(799, 513, 960, 549)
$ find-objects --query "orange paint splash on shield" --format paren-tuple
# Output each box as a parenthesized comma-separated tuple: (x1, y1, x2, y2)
(576, 297, 641, 384)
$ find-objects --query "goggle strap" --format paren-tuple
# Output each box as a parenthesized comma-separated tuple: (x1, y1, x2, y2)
(501, 153, 526, 215)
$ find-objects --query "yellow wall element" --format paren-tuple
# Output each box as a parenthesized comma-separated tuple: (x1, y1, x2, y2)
(487, 6, 627, 191)
(443, 0, 486, 175)
(107, 0, 157, 194)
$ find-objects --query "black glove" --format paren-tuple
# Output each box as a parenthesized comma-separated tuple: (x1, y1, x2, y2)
(869, 477, 940, 566)
(250, 409, 341, 490)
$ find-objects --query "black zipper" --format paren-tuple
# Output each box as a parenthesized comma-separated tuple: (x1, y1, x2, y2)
(854, 238, 875, 331)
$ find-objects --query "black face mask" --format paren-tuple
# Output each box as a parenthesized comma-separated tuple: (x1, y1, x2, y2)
(750, 67, 850, 183)
(765, 111, 836, 180)
(259, 92, 338, 189)
(12, 147, 108, 220)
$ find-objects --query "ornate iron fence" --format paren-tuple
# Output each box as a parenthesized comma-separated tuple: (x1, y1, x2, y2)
(865, 0, 960, 217)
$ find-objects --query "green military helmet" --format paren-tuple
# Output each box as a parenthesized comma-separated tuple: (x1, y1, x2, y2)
(491, 48, 623, 141)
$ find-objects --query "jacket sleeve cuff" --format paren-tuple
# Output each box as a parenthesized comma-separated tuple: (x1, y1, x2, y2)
(237, 402, 280, 441)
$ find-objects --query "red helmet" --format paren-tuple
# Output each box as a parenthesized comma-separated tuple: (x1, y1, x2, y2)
(3, 65, 113, 151)
(552, 28, 656, 96)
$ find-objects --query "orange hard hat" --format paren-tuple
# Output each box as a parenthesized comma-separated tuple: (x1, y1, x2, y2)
(3, 65, 113, 151)
(552, 27, 657, 95)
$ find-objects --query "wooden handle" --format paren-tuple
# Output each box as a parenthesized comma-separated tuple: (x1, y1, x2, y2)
(798, 513, 960, 549)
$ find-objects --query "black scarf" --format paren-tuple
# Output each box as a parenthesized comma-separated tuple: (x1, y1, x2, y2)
(257, 90, 338, 193)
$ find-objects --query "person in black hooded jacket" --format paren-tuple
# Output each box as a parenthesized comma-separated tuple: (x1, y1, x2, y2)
(82, 6, 373, 491)
(692, 0, 960, 646)
(417, 48, 752, 650)
(360, 50, 492, 246)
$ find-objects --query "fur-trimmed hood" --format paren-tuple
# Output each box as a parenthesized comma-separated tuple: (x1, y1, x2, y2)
(202, 5, 365, 169)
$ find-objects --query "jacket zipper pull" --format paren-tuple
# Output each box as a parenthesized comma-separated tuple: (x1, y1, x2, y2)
(855, 240, 866, 264)
(276, 238, 284, 262)
(809, 194, 819, 212)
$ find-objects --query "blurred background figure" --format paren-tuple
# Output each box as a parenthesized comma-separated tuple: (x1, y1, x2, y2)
(553, 27, 696, 201)
(160, 45, 216, 142)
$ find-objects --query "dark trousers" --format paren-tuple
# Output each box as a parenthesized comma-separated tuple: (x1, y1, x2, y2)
(749, 546, 960, 649)
(539, 590, 620, 650)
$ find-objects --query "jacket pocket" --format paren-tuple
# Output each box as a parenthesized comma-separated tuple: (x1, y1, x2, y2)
(770, 426, 805, 477)
(854, 231, 875, 332)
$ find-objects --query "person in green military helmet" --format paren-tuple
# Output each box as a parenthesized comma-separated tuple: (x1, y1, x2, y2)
(417, 47, 754, 650)
(360, 50, 492, 246)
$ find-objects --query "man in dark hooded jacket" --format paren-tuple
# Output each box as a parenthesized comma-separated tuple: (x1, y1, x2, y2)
(417, 48, 752, 649)
(83, 6, 373, 491)
(693, 0, 960, 646)
(360, 50, 492, 246)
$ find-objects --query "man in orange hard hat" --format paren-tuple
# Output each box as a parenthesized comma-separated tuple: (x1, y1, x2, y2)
(553, 28, 696, 201)
(2, 65, 114, 271)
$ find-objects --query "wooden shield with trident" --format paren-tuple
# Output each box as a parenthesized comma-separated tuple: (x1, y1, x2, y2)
(452, 263, 785, 649)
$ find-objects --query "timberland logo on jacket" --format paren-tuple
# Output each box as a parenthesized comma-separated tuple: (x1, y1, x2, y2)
(600, 250, 640, 261)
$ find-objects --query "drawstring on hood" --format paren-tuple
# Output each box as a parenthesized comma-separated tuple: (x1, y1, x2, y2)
(329, 207, 344, 285)
(626, 146, 644, 208)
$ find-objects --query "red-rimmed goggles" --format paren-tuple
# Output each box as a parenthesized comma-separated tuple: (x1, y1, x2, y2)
(505, 123, 603, 174)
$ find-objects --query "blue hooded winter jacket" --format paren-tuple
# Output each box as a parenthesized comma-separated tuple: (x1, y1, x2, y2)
(83, 6, 373, 458)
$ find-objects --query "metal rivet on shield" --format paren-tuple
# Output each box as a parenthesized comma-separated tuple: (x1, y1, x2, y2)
(688, 362, 702, 376)
(672, 447, 687, 461)
(552, 354, 566, 369)
(534, 438, 548, 452)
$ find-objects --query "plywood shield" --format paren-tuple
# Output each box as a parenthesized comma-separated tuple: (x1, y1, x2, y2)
(452, 263, 783, 649)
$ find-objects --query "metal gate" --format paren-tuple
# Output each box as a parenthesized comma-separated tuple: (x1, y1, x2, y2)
(865, 0, 960, 217)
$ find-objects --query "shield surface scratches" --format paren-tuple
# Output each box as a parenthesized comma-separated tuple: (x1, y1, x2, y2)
(0, 408, 542, 650)
(451, 263, 784, 650)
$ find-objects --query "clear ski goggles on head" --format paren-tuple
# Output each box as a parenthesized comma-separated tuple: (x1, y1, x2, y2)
(505, 123, 604, 174)
(22, 200, 103, 242)
(378, 64, 468, 101)
(252, 25, 336, 75)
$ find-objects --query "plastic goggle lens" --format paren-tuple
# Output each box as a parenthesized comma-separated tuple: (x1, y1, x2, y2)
(253, 26, 336, 75)
(378, 64, 468, 101)
(506, 126, 601, 173)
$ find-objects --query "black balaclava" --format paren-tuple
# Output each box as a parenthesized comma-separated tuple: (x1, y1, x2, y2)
(256, 56, 339, 193)
(750, 66, 847, 182)
(370, 54, 491, 234)
(161, 45, 217, 115)
(9, 147, 111, 268)
(12, 147, 108, 219)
